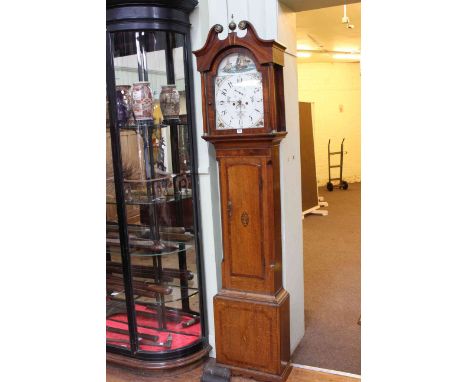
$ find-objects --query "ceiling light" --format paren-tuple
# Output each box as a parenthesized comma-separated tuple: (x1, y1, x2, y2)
(333, 53, 360, 60)
(342, 11, 350, 24)
(297, 51, 312, 58)
(297, 43, 313, 51)
(342, 3, 354, 29)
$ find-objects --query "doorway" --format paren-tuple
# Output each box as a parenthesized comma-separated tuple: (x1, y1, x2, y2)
(289, 0, 361, 375)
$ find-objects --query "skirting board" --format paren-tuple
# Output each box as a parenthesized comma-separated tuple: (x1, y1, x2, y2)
(291, 363, 361, 379)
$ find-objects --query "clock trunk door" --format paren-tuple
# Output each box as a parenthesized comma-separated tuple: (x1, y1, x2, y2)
(219, 156, 273, 293)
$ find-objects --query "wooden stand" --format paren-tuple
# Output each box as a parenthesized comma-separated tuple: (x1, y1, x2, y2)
(106, 345, 211, 371)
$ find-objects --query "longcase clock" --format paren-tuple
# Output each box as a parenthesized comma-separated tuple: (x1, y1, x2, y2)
(194, 21, 291, 381)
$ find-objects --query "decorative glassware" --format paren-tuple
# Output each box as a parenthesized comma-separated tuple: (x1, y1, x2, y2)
(159, 84, 180, 121)
(131, 82, 153, 121)
(115, 89, 128, 127)
(116, 85, 135, 127)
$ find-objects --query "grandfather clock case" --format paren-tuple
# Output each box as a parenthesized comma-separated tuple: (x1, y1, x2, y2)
(194, 21, 291, 381)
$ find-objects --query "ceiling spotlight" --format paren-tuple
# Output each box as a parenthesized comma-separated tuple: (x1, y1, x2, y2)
(342, 3, 354, 29)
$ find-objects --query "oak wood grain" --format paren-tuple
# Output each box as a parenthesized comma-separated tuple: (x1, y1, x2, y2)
(194, 21, 290, 381)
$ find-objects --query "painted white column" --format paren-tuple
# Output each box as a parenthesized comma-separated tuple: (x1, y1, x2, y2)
(276, 2, 305, 353)
(190, 0, 223, 356)
(190, 0, 305, 355)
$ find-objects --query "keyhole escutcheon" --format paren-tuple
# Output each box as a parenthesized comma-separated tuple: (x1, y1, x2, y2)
(227, 200, 232, 218)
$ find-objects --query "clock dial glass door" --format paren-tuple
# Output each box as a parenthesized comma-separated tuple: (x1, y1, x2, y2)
(214, 52, 264, 130)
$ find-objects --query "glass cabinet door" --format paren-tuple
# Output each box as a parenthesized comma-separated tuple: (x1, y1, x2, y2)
(106, 28, 205, 358)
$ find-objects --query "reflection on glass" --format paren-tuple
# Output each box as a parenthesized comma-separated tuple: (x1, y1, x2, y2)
(107, 30, 201, 354)
(106, 104, 130, 349)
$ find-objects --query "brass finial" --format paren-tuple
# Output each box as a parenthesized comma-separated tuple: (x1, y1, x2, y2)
(238, 20, 247, 30)
(228, 14, 236, 32)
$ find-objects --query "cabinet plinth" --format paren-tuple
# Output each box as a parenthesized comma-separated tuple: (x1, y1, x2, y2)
(214, 288, 291, 381)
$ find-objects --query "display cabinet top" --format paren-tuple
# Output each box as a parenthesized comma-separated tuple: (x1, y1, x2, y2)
(106, 0, 198, 12)
(193, 21, 286, 72)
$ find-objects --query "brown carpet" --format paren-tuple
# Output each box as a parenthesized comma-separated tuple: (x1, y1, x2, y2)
(292, 183, 361, 375)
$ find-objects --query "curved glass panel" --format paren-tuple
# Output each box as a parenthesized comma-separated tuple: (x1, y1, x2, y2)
(106, 100, 130, 350)
(106, 29, 203, 356)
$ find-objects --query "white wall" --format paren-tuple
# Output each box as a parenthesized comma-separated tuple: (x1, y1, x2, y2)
(298, 62, 361, 185)
(190, 0, 305, 356)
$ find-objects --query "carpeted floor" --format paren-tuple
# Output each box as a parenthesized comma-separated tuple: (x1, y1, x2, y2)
(292, 183, 361, 375)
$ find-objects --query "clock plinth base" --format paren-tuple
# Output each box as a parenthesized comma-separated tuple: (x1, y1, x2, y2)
(214, 288, 291, 381)
(217, 362, 292, 382)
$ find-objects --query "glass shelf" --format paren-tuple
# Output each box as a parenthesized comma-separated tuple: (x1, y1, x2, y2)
(119, 122, 189, 131)
(107, 239, 192, 258)
(106, 192, 193, 206)
(110, 287, 199, 305)
(131, 241, 193, 257)
(106, 301, 201, 352)
(107, 222, 194, 238)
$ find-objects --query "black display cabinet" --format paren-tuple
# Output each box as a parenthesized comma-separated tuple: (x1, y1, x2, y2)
(106, 0, 210, 369)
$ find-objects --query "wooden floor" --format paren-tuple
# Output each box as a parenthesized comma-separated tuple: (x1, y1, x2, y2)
(287, 368, 358, 382)
(107, 361, 359, 382)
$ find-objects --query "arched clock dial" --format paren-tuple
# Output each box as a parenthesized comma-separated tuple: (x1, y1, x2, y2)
(214, 53, 264, 130)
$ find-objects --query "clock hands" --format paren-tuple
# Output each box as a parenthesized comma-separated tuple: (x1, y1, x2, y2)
(215, 72, 263, 129)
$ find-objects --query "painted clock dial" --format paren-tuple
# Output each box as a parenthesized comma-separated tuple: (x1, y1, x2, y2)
(214, 53, 264, 130)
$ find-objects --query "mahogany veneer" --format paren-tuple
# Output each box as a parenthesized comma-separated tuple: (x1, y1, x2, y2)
(194, 22, 291, 381)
